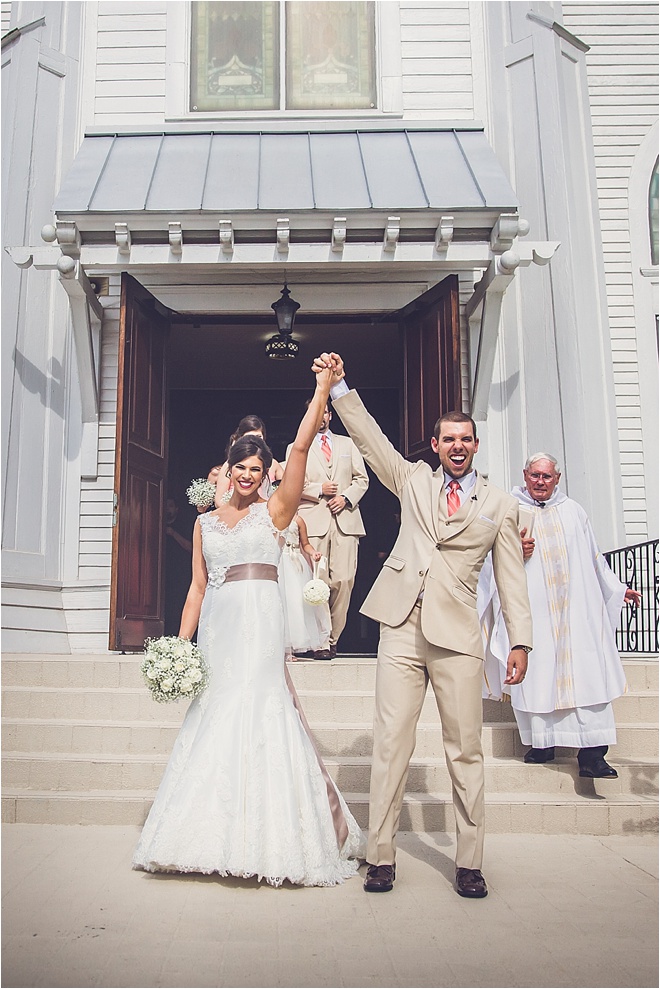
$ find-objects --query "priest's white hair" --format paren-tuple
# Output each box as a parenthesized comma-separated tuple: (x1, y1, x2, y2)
(524, 452, 561, 472)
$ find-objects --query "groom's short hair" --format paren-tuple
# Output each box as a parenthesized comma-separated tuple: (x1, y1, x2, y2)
(433, 412, 478, 442)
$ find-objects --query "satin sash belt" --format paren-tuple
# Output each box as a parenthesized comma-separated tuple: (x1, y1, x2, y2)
(223, 563, 279, 583)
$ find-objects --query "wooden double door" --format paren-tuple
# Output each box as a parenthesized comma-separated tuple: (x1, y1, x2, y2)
(109, 272, 460, 652)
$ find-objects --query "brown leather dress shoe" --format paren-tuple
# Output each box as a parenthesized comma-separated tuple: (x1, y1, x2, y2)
(363, 863, 395, 893)
(455, 868, 488, 898)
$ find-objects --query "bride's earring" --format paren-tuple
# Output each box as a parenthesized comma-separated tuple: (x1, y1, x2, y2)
(225, 469, 231, 478)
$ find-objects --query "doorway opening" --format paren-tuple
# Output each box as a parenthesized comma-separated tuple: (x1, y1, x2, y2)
(110, 272, 459, 652)
(165, 318, 402, 654)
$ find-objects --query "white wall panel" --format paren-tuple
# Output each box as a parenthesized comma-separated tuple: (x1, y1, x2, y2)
(563, 0, 658, 541)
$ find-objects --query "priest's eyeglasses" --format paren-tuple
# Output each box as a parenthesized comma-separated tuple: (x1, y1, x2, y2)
(526, 471, 556, 481)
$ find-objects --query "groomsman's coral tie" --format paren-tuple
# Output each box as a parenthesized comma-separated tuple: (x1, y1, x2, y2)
(321, 435, 332, 463)
(447, 480, 461, 517)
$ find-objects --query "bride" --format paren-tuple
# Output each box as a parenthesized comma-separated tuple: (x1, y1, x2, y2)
(133, 364, 365, 886)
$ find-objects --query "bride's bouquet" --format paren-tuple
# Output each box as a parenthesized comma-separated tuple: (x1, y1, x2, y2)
(302, 556, 330, 606)
(186, 477, 216, 509)
(141, 636, 209, 703)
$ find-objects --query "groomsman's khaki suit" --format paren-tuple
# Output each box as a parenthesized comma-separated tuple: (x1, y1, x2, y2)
(333, 389, 533, 869)
(286, 428, 368, 650)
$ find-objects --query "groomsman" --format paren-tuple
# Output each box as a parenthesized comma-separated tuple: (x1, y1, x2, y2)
(288, 403, 369, 658)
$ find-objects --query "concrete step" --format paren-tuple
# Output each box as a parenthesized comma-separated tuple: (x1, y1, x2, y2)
(2, 654, 658, 692)
(2, 652, 656, 834)
(2, 684, 655, 726)
(3, 750, 657, 798)
(3, 788, 657, 835)
(3, 715, 657, 759)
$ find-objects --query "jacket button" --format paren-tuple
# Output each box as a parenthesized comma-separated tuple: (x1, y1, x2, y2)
(445, 521, 451, 526)
(436, 542, 442, 549)
(418, 570, 424, 576)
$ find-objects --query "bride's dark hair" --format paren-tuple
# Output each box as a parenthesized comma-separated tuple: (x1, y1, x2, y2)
(226, 415, 267, 458)
(227, 435, 273, 474)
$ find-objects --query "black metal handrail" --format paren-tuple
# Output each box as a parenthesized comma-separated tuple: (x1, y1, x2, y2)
(604, 539, 659, 654)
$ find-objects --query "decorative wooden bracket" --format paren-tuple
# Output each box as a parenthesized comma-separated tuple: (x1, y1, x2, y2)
(434, 215, 454, 253)
(218, 219, 234, 254)
(57, 258, 103, 477)
(332, 217, 346, 253)
(383, 216, 400, 253)
(55, 220, 81, 257)
(168, 222, 182, 255)
(115, 223, 131, 256)
(276, 218, 290, 253)
(490, 213, 530, 253)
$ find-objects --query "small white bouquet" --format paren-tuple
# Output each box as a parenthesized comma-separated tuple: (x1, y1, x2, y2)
(302, 556, 330, 606)
(186, 477, 216, 509)
(141, 636, 209, 703)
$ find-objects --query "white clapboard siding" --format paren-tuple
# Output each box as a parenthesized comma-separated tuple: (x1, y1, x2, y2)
(399, 0, 473, 117)
(91, 1, 476, 123)
(562, 1, 658, 542)
(93, 2, 167, 123)
(1, 1, 11, 35)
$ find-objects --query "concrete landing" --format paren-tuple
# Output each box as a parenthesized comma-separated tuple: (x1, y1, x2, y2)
(2, 825, 657, 988)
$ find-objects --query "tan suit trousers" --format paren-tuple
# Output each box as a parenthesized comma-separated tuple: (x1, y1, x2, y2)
(368, 602, 485, 869)
(308, 518, 359, 648)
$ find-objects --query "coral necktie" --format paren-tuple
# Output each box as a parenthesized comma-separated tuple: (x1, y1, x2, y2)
(447, 480, 461, 517)
(321, 435, 332, 463)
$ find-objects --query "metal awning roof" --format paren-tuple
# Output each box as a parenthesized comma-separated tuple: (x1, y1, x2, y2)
(53, 127, 518, 215)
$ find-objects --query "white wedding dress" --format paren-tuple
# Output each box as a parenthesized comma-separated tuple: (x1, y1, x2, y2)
(279, 519, 331, 656)
(133, 502, 364, 886)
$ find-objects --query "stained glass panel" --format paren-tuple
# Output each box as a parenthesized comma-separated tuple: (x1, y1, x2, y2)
(649, 159, 658, 266)
(286, 2, 375, 110)
(191, 2, 279, 111)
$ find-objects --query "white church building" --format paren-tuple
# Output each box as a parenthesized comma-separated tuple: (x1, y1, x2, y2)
(2, 1, 657, 652)
(2, 1, 658, 834)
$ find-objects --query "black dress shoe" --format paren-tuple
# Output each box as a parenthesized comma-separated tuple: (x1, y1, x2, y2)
(524, 746, 556, 764)
(579, 757, 618, 778)
(329, 644, 337, 658)
(455, 868, 488, 898)
(312, 650, 332, 660)
(363, 863, 395, 893)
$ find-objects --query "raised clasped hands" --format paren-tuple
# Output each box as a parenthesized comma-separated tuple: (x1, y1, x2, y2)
(312, 352, 345, 382)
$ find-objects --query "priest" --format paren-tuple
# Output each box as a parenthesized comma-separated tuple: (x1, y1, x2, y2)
(484, 453, 641, 778)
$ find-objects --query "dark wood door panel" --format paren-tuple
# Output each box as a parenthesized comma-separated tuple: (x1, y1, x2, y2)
(110, 274, 170, 652)
(400, 274, 460, 465)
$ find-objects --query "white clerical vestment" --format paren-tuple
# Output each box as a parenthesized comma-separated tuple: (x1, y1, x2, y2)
(481, 487, 628, 748)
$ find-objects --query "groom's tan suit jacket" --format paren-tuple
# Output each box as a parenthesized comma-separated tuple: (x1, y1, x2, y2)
(333, 390, 532, 658)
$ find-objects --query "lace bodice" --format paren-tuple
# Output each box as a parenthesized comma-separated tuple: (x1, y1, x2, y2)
(199, 503, 282, 573)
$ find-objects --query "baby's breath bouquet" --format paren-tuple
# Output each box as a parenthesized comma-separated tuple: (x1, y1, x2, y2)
(302, 556, 330, 606)
(186, 477, 216, 509)
(141, 636, 209, 703)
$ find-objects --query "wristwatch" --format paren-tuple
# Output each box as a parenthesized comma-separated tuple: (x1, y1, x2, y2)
(513, 644, 532, 653)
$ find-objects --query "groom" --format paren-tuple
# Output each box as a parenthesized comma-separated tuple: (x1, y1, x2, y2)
(313, 352, 533, 898)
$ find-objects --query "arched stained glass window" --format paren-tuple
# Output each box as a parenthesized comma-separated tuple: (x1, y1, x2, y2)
(650, 158, 659, 266)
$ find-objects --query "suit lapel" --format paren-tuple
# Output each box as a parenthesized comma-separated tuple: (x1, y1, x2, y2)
(329, 433, 340, 480)
(311, 436, 332, 476)
(432, 469, 445, 540)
